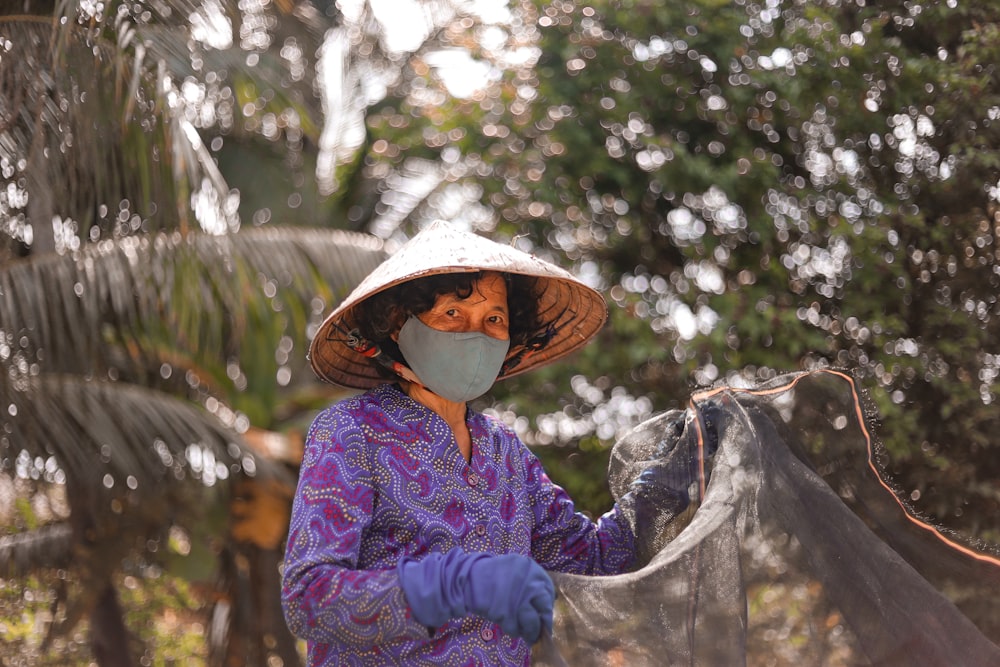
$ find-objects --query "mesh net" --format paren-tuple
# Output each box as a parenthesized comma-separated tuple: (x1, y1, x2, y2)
(533, 369, 1000, 666)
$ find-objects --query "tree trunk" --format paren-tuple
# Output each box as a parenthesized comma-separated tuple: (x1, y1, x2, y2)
(251, 545, 301, 667)
(89, 581, 134, 667)
(211, 543, 301, 667)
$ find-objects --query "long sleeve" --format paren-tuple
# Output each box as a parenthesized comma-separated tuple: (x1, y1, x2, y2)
(521, 446, 636, 575)
(280, 406, 429, 648)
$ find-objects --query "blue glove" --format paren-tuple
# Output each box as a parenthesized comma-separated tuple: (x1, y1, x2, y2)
(398, 547, 555, 643)
(616, 402, 723, 563)
(629, 398, 723, 506)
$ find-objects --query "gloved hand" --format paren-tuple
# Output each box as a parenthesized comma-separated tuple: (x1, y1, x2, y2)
(616, 401, 722, 563)
(630, 398, 722, 503)
(398, 547, 555, 643)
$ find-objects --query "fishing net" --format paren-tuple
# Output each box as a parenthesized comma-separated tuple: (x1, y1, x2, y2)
(533, 369, 1000, 666)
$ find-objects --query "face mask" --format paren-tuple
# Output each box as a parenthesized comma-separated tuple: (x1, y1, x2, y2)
(396, 316, 510, 403)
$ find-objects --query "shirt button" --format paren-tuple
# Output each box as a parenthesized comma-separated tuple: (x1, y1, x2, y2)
(474, 524, 486, 536)
(480, 625, 495, 642)
(467, 471, 480, 487)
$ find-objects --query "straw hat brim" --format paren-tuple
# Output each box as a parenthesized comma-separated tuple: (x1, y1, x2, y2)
(308, 221, 607, 390)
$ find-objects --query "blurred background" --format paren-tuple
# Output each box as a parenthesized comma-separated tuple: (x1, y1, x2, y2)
(1, 0, 998, 664)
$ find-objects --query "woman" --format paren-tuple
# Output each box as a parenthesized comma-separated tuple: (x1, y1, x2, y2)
(281, 222, 670, 666)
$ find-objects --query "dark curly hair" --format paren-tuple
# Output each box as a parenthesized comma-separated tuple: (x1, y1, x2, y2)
(353, 271, 544, 378)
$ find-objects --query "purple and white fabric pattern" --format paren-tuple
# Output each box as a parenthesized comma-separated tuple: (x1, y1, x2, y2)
(281, 383, 635, 666)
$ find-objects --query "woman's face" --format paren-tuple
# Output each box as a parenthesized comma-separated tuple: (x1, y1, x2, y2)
(416, 271, 510, 340)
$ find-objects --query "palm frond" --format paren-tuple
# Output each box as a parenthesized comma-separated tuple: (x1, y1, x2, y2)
(0, 227, 386, 388)
(366, 157, 446, 238)
(0, 16, 210, 249)
(0, 226, 385, 517)
(2, 373, 290, 502)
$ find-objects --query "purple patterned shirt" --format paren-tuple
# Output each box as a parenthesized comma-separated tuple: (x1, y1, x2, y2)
(281, 384, 635, 666)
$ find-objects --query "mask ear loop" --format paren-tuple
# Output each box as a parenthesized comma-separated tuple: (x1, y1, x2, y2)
(328, 320, 423, 385)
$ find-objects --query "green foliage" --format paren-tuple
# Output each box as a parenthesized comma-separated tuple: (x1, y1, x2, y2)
(358, 0, 1000, 537)
(0, 568, 209, 666)
(532, 438, 615, 518)
(116, 571, 209, 666)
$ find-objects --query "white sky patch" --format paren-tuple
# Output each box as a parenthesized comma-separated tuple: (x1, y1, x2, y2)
(189, 0, 233, 50)
(424, 49, 496, 98)
(463, 0, 512, 24)
(988, 178, 1000, 204)
(576, 260, 605, 291)
(770, 47, 792, 68)
(368, 0, 436, 53)
(503, 45, 541, 68)
(666, 207, 706, 243)
(479, 24, 508, 51)
(653, 297, 719, 341)
(689, 261, 726, 294)
(939, 157, 953, 180)
(316, 29, 369, 195)
(892, 113, 936, 157)
(336, 0, 365, 22)
(756, 45, 796, 72)
(833, 146, 860, 177)
(672, 301, 698, 340)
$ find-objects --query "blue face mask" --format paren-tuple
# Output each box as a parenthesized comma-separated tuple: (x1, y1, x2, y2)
(396, 316, 511, 403)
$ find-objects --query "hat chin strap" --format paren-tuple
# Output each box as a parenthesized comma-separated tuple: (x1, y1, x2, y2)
(499, 324, 558, 377)
(342, 328, 423, 386)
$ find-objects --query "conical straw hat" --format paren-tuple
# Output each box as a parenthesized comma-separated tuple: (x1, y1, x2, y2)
(309, 221, 608, 390)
